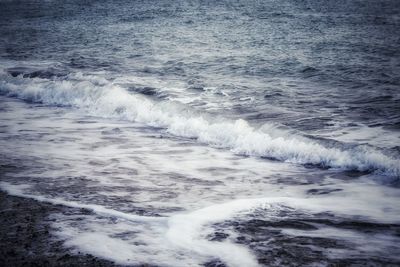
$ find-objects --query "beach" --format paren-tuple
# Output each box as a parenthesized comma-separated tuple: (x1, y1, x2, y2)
(1, 0, 400, 266)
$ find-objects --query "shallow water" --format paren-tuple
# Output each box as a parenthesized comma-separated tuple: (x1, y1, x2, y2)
(0, 0, 400, 266)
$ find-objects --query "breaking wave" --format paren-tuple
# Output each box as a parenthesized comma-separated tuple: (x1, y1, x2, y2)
(1, 71, 399, 177)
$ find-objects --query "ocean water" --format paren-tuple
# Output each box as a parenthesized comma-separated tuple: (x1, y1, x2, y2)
(0, 0, 400, 266)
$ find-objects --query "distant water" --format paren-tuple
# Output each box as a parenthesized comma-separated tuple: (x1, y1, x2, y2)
(1, 0, 400, 266)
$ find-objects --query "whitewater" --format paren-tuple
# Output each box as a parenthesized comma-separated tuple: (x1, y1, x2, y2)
(1, 71, 399, 177)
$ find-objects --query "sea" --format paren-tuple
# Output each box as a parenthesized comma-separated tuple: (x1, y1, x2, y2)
(0, 0, 400, 266)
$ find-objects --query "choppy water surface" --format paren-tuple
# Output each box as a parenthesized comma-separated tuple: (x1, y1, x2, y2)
(1, 0, 400, 266)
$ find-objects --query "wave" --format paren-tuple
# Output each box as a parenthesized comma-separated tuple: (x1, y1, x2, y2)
(1, 71, 399, 177)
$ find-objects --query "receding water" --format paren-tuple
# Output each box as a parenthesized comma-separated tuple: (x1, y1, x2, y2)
(0, 0, 399, 266)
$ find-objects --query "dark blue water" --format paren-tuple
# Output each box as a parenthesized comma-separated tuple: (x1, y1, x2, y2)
(2, 0, 400, 130)
(1, 1, 400, 266)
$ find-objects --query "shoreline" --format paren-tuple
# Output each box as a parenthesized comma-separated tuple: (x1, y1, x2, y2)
(1, 188, 400, 266)
(0, 190, 123, 267)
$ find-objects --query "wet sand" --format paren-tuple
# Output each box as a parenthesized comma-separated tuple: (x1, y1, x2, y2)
(0, 190, 122, 267)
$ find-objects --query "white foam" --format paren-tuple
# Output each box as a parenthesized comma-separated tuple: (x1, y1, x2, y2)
(1, 180, 399, 266)
(167, 199, 263, 267)
(167, 185, 400, 265)
(1, 71, 399, 177)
